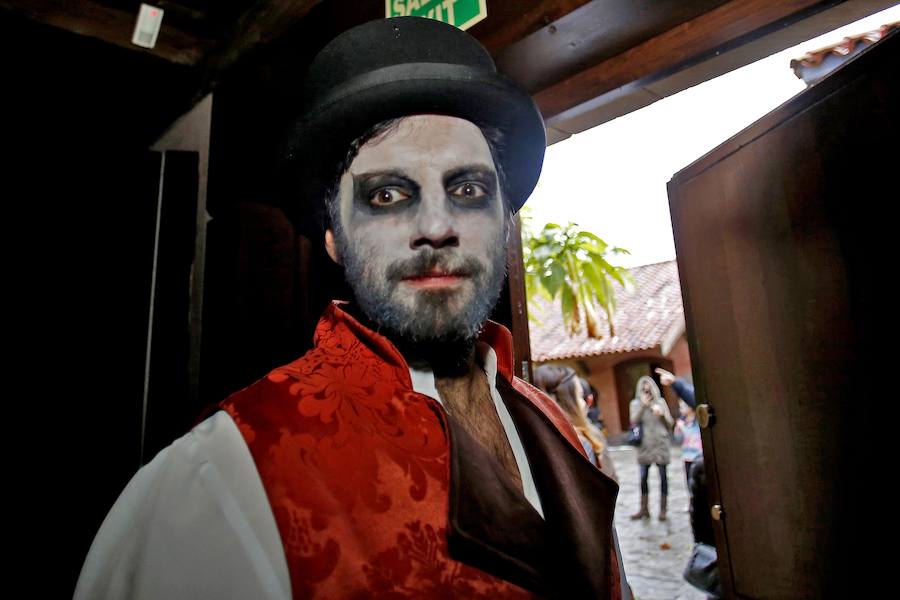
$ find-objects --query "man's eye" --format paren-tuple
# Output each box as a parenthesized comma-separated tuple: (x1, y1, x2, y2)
(449, 182, 488, 200)
(369, 187, 411, 206)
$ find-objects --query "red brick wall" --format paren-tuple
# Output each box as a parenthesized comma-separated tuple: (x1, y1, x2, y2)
(669, 335, 693, 379)
(586, 367, 619, 436)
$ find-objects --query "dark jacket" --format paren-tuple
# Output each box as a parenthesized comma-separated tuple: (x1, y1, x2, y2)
(672, 379, 696, 409)
(689, 458, 715, 546)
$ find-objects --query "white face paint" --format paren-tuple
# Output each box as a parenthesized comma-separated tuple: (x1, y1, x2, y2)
(329, 115, 508, 343)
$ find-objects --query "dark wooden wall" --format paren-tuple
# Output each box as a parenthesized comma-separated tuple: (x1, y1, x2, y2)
(4, 14, 199, 594)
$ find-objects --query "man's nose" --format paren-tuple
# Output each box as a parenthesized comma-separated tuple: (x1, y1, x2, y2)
(411, 191, 459, 250)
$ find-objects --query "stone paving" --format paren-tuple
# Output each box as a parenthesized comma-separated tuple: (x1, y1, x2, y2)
(608, 445, 706, 600)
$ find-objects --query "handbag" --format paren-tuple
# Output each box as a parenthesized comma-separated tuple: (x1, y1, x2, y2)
(625, 423, 642, 446)
(683, 542, 721, 597)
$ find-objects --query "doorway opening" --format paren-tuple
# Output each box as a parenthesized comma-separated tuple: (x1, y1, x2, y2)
(524, 6, 900, 599)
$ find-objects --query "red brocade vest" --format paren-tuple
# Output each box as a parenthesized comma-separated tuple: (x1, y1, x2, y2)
(220, 303, 624, 599)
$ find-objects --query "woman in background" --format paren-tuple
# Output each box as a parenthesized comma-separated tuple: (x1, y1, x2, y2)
(533, 365, 617, 481)
(629, 376, 675, 520)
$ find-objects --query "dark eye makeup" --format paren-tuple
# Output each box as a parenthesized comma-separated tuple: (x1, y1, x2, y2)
(354, 172, 418, 211)
(352, 165, 498, 211)
(448, 181, 488, 201)
(444, 166, 497, 207)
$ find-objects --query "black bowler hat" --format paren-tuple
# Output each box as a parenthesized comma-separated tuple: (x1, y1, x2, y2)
(280, 16, 546, 234)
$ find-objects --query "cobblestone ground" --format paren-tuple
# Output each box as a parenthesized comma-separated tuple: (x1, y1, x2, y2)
(608, 445, 706, 600)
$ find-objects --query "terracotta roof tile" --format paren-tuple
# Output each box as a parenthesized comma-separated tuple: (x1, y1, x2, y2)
(790, 23, 898, 79)
(529, 260, 684, 362)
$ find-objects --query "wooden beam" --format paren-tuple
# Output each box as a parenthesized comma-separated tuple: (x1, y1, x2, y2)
(469, 0, 593, 54)
(534, 0, 827, 121)
(201, 0, 322, 78)
(1, 0, 211, 65)
(506, 214, 534, 382)
(494, 1, 731, 93)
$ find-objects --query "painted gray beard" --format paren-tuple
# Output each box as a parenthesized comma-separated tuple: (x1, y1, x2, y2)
(335, 230, 508, 348)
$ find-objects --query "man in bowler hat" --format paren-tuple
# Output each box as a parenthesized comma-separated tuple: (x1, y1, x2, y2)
(76, 17, 630, 599)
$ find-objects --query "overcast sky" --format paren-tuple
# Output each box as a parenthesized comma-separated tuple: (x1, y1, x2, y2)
(525, 5, 900, 268)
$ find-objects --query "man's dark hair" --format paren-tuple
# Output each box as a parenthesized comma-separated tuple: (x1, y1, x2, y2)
(323, 117, 514, 235)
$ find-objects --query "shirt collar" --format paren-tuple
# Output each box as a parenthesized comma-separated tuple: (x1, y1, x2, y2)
(408, 342, 499, 404)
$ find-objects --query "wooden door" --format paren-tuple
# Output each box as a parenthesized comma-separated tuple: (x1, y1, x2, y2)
(667, 31, 897, 599)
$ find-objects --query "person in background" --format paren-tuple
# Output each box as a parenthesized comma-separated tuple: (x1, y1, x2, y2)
(657, 368, 702, 504)
(655, 367, 695, 408)
(685, 457, 722, 598)
(656, 370, 719, 595)
(689, 458, 715, 546)
(674, 399, 703, 509)
(628, 376, 674, 520)
(583, 379, 606, 432)
(534, 365, 617, 481)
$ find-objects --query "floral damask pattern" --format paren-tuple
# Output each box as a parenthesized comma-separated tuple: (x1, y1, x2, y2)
(361, 522, 533, 599)
(222, 304, 536, 598)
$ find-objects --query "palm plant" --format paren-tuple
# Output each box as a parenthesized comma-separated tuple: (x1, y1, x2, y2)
(522, 219, 633, 338)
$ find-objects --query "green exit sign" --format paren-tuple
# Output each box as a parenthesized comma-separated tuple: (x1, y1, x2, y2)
(386, 0, 487, 31)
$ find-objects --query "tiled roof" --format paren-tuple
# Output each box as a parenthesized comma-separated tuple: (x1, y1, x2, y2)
(529, 260, 684, 362)
(790, 23, 898, 82)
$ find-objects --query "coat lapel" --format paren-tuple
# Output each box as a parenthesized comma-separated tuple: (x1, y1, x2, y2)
(497, 377, 619, 600)
(445, 413, 549, 595)
(445, 373, 620, 600)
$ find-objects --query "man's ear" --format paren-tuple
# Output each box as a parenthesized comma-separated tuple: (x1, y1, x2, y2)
(324, 229, 342, 265)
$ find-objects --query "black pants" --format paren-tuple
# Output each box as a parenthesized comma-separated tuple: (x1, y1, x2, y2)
(639, 463, 668, 496)
(684, 460, 695, 495)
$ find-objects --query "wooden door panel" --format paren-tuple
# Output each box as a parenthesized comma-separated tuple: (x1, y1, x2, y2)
(673, 117, 848, 597)
(668, 31, 897, 599)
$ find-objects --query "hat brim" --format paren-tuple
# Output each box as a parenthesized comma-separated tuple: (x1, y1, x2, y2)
(279, 62, 545, 235)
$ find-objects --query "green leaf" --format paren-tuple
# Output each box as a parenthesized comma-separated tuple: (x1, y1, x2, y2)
(590, 255, 627, 288)
(582, 262, 608, 302)
(531, 245, 551, 262)
(576, 232, 609, 253)
(543, 262, 566, 297)
(561, 283, 578, 334)
(541, 223, 564, 238)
